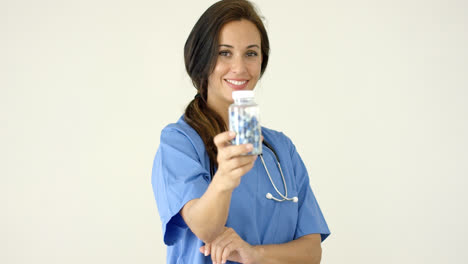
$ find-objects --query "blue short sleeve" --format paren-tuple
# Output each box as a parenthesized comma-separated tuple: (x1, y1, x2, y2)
(151, 127, 210, 246)
(287, 137, 331, 242)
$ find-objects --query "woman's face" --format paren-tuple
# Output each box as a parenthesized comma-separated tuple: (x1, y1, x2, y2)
(207, 19, 262, 109)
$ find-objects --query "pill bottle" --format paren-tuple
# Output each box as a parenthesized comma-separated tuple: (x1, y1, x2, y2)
(229, 90, 262, 155)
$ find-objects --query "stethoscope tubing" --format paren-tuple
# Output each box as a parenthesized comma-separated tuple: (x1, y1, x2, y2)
(209, 139, 298, 203)
(261, 140, 299, 203)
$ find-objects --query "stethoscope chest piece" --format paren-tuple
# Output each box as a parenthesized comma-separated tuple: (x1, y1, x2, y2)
(266, 192, 298, 203)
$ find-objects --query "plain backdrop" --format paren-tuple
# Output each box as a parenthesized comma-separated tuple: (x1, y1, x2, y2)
(2, 0, 467, 263)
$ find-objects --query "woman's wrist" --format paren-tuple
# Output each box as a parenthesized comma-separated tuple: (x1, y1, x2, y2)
(252, 245, 265, 264)
(210, 172, 238, 193)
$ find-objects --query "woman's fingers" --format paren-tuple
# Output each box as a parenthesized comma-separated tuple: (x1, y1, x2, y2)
(205, 243, 211, 257)
(214, 131, 258, 190)
(211, 228, 227, 263)
(214, 239, 233, 264)
(213, 131, 236, 149)
(218, 144, 253, 162)
(199, 243, 211, 257)
(229, 157, 257, 177)
(225, 143, 253, 158)
(201, 227, 258, 264)
(224, 154, 257, 171)
(214, 131, 254, 160)
(222, 242, 237, 264)
(211, 228, 234, 264)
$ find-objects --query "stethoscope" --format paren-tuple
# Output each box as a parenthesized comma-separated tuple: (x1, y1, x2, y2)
(260, 141, 299, 203)
(209, 140, 299, 203)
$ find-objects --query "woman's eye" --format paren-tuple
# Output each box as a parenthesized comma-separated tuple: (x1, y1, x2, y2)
(246, 51, 258, 57)
(219, 51, 231, 56)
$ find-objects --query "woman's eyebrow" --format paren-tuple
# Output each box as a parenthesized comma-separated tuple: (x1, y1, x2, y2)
(219, 44, 260, 49)
(247, 44, 260, 49)
(219, 44, 233, 48)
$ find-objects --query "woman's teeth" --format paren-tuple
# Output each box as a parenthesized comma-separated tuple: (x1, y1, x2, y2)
(226, 79, 247, 85)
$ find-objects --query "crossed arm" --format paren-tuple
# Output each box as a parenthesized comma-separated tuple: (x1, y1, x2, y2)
(181, 185, 322, 264)
(199, 227, 322, 264)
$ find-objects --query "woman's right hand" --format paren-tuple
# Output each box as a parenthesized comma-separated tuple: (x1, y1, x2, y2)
(213, 131, 257, 191)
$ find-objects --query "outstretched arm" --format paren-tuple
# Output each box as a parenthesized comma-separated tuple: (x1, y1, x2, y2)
(180, 131, 257, 243)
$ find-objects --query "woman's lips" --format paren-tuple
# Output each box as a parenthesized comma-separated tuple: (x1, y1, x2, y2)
(225, 79, 249, 90)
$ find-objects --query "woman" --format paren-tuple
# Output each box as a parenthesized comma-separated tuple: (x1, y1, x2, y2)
(152, 0, 330, 263)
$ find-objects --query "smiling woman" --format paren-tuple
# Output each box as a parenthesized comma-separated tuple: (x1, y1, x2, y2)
(151, 1, 330, 263)
(207, 20, 263, 129)
(183, 0, 270, 170)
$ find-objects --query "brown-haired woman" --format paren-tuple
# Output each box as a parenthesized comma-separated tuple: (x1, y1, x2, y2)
(152, 1, 330, 263)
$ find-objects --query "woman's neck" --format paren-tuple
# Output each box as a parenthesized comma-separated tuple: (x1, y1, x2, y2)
(207, 100, 230, 129)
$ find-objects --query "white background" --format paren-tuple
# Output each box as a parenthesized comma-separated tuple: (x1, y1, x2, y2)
(2, 0, 467, 263)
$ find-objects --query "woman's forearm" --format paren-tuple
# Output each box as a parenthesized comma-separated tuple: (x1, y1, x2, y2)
(181, 131, 256, 243)
(180, 176, 233, 243)
(254, 234, 322, 264)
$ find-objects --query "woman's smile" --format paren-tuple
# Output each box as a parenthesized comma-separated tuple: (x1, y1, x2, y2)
(224, 79, 249, 90)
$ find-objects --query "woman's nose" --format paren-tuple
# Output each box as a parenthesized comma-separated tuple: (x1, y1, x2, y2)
(230, 55, 247, 74)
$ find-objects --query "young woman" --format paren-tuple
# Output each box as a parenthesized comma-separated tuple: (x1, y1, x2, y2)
(152, 1, 330, 263)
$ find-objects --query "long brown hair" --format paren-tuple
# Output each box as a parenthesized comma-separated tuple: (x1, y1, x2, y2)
(184, 0, 270, 171)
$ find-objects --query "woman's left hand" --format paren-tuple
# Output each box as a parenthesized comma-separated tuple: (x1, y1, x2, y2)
(199, 227, 260, 264)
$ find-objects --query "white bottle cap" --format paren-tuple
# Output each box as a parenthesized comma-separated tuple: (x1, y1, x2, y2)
(232, 90, 254, 100)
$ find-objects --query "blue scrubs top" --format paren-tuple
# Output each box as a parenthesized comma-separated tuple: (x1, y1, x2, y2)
(152, 116, 330, 264)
